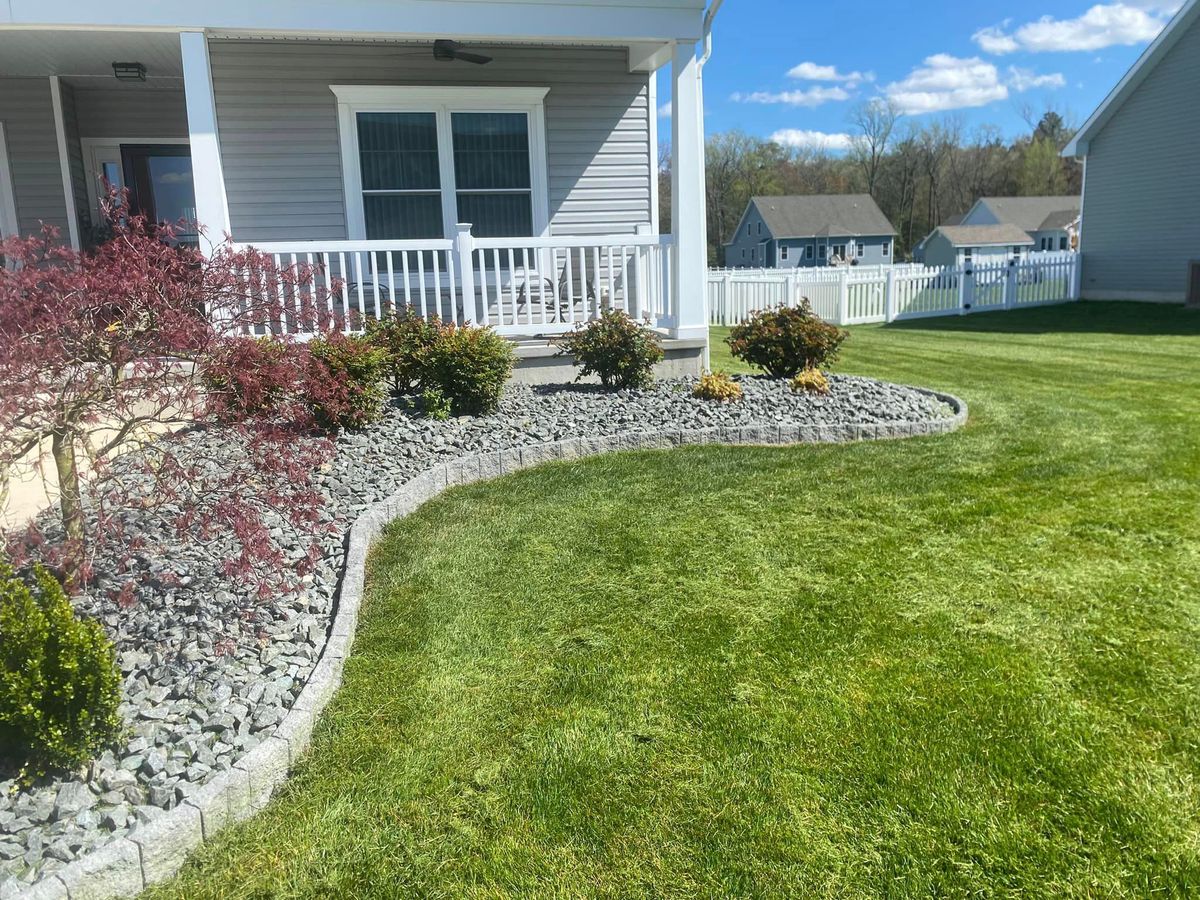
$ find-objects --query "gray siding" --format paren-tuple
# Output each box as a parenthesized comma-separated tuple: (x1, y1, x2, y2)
(207, 39, 653, 243)
(59, 82, 92, 236)
(723, 204, 769, 266)
(1080, 11, 1200, 301)
(0, 77, 69, 236)
(74, 88, 188, 140)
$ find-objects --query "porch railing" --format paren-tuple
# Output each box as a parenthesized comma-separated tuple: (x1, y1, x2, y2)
(232, 226, 674, 339)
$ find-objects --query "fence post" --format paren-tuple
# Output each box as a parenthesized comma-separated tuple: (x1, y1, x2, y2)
(1071, 253, 1083, 301)
(722, 272, 733, 325)
(885, 267, 897, 323)
(959, 265, 975, 315)
(1004, 258, 1018, 310)
(455, 223, 476, 325)
(785, 271, 798, 310)
(836, 267, 850, 325)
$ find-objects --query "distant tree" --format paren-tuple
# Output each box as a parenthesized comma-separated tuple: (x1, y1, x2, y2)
(849, 99, 901, 198)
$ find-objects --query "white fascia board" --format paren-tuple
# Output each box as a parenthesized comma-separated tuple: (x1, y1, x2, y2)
(1063, 0, 1199, 157)
(0, 0, 706, 43)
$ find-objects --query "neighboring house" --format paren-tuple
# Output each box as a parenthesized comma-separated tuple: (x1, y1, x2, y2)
(915, 196, 1080, 267)
(0, 0, 717, 370)
(921, 224, 1035, 269)
(912, 212, 964, 264)
(1065, 0, 1200, 303)
(724, 195, 897, 269)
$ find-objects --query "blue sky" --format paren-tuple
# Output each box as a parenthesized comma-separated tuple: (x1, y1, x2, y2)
(666, 0, 1183, 148)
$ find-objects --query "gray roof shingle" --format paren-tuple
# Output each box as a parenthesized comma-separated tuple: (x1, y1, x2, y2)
(935, 224, 1037, 247)
(734, 194, 896, 243)
(978, 196, 1081, 233)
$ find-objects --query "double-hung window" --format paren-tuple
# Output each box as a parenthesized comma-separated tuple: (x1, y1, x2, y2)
(780, 245, 789, 261)
(332, 86, 549, 241)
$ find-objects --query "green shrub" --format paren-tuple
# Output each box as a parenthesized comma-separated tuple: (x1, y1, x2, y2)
(0, 563, 123, 778)
(692, 371, 743, 402)
(556, 310, 664, 389)
(726, 303, 848, 378)
(420, 387, 452, 421)
(418, 324, 515, 416)
(790, 366, 831, 395)
(364, 311, 446, 393)
(305, 333, 389, 430)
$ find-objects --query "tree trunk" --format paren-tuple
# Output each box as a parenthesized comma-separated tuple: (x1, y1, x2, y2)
(51, 427, 85, 587)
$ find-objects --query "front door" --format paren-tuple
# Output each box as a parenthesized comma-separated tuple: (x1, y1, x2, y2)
(120, 144, 197, 242)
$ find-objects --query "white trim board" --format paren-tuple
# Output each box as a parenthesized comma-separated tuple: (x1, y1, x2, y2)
(48, 75, 81, 249)
(0, 123, 18, 239)
(330, 84, 551, 241)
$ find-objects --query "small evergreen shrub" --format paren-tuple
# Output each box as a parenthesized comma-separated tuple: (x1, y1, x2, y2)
(726, 303, 848, 378)
(0, 563, 123, 778)
(418, 324, 515, 416)
(790, 366, 831, 395)
(556, 310, 664, 389)
(305, 333, 389, 430)
(365, 311, 447, 393)
(202, 336, 299, 420)
(692, 371, 743, 402)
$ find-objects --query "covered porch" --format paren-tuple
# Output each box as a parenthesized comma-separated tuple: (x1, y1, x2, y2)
(0, 20, 709, 345)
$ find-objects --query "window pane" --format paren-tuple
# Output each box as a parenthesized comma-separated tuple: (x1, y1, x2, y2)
(457, 192, 532, 238)
(364, 193, 444, 239)
(146, 155, 196, 235)
(451, 112, 531, 190)
(357, 112, 440, 191)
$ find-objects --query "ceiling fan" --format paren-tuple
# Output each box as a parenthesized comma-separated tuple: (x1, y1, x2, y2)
(433, 40, 493, 65)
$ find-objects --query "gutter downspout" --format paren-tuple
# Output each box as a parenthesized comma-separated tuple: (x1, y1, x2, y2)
(696, 0, 724, 369)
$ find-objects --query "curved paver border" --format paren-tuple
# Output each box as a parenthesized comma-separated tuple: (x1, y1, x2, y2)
(23, 390, 966, 900)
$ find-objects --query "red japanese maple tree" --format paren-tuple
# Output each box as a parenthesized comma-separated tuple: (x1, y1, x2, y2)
(0, 205, 341, 593)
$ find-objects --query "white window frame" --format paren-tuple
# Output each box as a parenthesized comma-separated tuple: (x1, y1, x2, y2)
(818, 244, 826, 259)
(0, 123, 18, 240)
(79, 137, 190, 230)
(882, 241, 890, 257)
(856, 241, 865, 259)
(330, 85, 551, 241)
(779, 244, 789, 261)
(805, 244, 814, 260)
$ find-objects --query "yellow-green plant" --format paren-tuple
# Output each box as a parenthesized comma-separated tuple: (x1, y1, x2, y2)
(0, 563, 123, 778)
(692, 371, 743, 402)
(790, 367, 830, 395)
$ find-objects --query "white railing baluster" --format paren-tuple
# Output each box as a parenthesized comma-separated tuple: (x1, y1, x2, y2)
(416, 249, 428, 319)
(385, 252, 396, 317)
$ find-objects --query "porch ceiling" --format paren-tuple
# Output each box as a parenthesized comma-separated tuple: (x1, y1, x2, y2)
(0, 30, 182, 80)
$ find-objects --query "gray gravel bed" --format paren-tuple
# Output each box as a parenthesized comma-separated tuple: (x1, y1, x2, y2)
(1, 374, 952, 892)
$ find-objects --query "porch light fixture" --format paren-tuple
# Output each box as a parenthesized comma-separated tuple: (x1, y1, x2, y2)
(112, 62, 147, 82)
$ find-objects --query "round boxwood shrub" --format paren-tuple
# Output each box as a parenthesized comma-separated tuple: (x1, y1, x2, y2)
(556, 310, 664, 389)
(726, 302, 848, 378)
(0, 563, 123, 779)
(418, 324, 515, 416)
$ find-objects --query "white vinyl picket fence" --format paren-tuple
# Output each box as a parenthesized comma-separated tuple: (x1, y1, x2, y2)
(708, 253, 1082, 326)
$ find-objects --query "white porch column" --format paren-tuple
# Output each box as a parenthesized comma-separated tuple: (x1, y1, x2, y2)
(669, 41, 707, 341)
(180, 31, 231, 252)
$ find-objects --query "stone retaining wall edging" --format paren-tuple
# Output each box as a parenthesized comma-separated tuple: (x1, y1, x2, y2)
(22, 390, 966, 899)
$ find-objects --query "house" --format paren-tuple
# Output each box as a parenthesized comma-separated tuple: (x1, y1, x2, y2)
(1064, 0, 1200, 303)
(724, 195, 897, 269)
(917, 195, 1080, 268)
(920, 224, 1036, 269)
(912, 212, 963, 264)
(0, 0, 720, 375)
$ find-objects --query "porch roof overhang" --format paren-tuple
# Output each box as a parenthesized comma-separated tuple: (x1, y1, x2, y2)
(0, 0, 706, 65)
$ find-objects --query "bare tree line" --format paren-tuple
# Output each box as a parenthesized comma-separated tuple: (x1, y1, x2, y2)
(660, 103, 1082, 265)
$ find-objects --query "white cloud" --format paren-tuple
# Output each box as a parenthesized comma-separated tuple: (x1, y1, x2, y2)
(658, 101, 672, 118)
(972, 3, 1179, 55)
(884, 54, 1008, 114)
(769, 129, 853, 152)
(731, 85, 852, 107)
(1008, 66, 1067, 91)
(786, 62, 874, 85)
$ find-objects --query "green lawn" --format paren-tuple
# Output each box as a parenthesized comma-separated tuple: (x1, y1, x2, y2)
(152, 302, 1200, 898)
